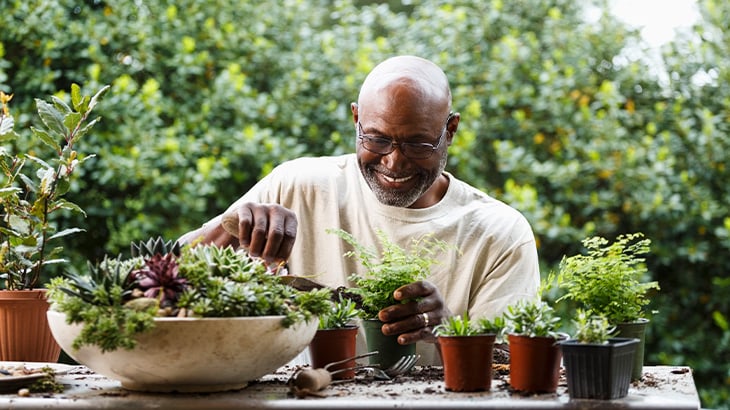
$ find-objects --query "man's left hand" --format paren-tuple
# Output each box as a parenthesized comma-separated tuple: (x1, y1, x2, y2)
(377, 281, 451, 345)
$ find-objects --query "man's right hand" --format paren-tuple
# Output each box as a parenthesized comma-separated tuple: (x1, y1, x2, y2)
(220, 202, 298, 265)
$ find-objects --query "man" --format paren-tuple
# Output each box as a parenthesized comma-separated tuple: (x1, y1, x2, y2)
(179, 55, 540, 364)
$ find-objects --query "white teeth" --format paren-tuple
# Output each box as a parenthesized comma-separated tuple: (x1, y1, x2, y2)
(383, 175, 413, 183)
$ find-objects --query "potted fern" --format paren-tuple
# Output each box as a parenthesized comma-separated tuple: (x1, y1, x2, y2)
(0, 84, 108, 362)
(559, 310, 639, 399)
(308, 296, 362, 380)
(433, 313, 505, 392)
(556, 232, 659, 381)
(45, 238, 332, 392)
(504, 298, 565, 393)
(327, 228, 449, 370)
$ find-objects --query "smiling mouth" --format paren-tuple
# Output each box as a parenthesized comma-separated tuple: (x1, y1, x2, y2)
(381, 174, 414, 184)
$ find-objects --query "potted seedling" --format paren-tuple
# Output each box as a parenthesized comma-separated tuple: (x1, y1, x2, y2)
(308, 296, 362, 379)
(0, 84, 108, 362)
(433, 313, 505, 392)
(327, 228, 449, 369)
(559, 310, 639, 399)
(45, 239, 332, 392)
(504, 298, 565, 393)
(556, 232, 659, 381)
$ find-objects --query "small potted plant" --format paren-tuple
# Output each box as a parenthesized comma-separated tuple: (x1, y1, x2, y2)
(308, 296, 362, 380)
(327, 228, 449, 370)
(0, 84, 108, 362)
(504, 298, 565, 393)
(45, 239, 333, 392)
(559, 310, 639, 400)
(556, 232, 659, 381)
(433, 313, 505, 392)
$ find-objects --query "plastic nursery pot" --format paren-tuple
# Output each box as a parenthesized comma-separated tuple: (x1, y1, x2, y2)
(438, 334, 496, 392)
(308, 326, 358, 380)
(507, 334, 565, 394)
(560, 337, 639, 400)
(362, 318, 416, 370)
(0, 289, 61, 362)
(615, 318, 649, 382)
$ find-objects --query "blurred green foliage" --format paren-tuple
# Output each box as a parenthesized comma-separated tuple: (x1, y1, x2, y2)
(1, 0, 728, 407)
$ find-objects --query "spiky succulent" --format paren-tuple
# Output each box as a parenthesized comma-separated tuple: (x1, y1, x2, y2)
(131, 253, 188, 306)
(130, 236, 181, 258)
(58, 256, 140, 306)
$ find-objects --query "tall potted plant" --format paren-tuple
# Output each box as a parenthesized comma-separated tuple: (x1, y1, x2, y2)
(556, 232, 659, 381)
(0, 84, 108, 362)
(308, 296, 362, 380)
(504, 298, 565, 394)
(433, 313, 504, 392)
(559, 310, 639, 400)
(327, 228, 449, 370)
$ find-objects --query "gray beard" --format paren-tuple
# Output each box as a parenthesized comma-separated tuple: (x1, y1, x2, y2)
(361, 154, 448, 208)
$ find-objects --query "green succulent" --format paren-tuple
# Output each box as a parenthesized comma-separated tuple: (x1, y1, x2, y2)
(318, 297, 361, 329)
(572, 310, 615, 344)
(130, 236, 181, 258)
(505, 299, 561, 339)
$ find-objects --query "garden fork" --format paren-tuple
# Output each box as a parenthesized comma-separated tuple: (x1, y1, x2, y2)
(371, 353, 421, 380)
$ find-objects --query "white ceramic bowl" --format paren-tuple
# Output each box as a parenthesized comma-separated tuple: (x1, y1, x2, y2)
(47, 310, 317, 392)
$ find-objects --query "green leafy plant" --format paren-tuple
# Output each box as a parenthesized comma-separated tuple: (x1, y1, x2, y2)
(327, 228, 450, 319)
(0, 85, 108, 289)
(432, 314, 478, 337)
(504, 299, 562, 339)
(572, 309, 615, 344)
(556, 233, 660, 324)
(47, 241, 332, 352)
(318, 297, 361, 330)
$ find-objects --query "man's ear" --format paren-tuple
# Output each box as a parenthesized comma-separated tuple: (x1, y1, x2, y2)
(351, 102, 359, 124)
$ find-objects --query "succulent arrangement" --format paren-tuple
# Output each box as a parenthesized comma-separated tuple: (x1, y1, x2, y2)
(47, 238, 332, 352)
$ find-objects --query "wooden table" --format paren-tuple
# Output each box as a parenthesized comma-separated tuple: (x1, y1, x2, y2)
(0, 365, 700, 409)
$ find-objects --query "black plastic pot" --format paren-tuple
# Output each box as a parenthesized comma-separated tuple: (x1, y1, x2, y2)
(560, 337, 639, 400)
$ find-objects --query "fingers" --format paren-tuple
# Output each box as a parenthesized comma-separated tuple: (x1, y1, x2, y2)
(377, 281, 450, 345)
(225, 203, 298, 264)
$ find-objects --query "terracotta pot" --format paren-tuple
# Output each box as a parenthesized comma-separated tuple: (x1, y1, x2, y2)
(508, 334, 564, 393)
(0, 289, 61, 362)
(560, 337, 639, 399)
(615, 318, 649, 381)
(362, 318, 416, 370)
(439, 334, 496, 392)
(308, 326, 358, 379)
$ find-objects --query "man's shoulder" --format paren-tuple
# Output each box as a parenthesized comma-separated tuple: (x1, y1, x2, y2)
(275, 154, 355, 173)
(446, 174, 529, 222)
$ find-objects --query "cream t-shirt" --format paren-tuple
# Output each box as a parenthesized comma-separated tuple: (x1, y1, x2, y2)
(222, 154, 540, 364)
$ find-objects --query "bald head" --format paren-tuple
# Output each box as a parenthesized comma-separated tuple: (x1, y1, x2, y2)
(357, 56, 452, 123)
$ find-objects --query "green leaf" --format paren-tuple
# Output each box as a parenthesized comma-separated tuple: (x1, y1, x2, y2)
(49, 227, 86, 240)
(0, 114, 14, 136)
(35, 99, 67, 138)
(54, 199, 86, 215)
(63, 112, 83, 134)
(70, 83, 83, 111)
(50, 95, 72, 115)
(30, 126, 62, 152)
(88, 85, 111, 111)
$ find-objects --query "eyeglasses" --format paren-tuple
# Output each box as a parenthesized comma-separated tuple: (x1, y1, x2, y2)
(357, 113, 454, 160)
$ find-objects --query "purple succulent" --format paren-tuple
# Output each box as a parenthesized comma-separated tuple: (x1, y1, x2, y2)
(131, 253, 188, 304)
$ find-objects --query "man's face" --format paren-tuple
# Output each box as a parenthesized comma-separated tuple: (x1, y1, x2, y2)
(355, 108, 450, 208)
